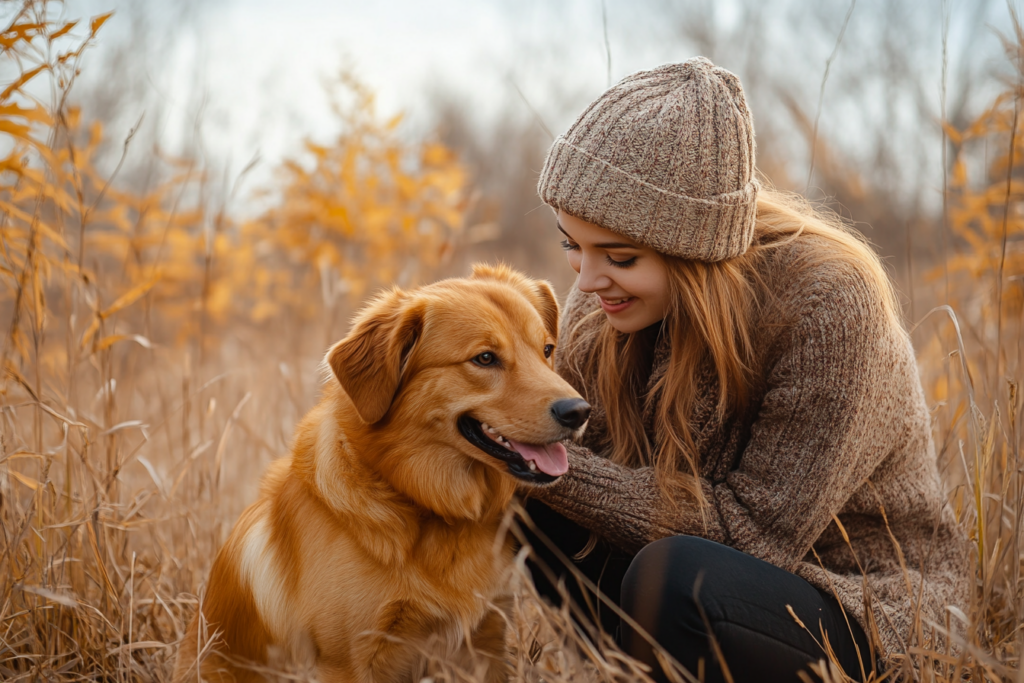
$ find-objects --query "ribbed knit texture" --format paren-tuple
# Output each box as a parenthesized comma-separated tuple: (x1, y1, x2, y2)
(537, 58, 759, 261)
(530, 235, 971, 661)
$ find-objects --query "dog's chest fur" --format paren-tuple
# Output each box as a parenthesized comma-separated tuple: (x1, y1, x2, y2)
(244, 469, 514, 675)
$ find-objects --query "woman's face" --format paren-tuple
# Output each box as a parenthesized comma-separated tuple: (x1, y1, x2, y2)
(558, 210, 670, 333)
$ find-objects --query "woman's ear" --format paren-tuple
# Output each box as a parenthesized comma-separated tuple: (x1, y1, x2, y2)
(326, 289, 424, 424)
(531, 280, 560, 340)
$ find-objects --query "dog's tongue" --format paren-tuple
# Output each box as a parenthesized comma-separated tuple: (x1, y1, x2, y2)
(505, 439, 569, 476)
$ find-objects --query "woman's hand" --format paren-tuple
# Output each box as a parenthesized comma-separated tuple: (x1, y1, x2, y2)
(522, 442, 723, 554)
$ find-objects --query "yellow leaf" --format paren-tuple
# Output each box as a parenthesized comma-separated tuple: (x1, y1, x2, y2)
(10, 470, 40, 491)
(0, 22, 45, 50)
(89, 12, 113, 36)
(0, 118, 36, 142)
(0, 102, 51, 125)
(100, 274, 160, 319)
(1, 64, 47, 102)
(51, 20, 78, 40)
(94, 334, 154, 352)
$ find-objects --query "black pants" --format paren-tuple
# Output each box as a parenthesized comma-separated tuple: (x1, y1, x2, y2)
(521, 499, 874, 683)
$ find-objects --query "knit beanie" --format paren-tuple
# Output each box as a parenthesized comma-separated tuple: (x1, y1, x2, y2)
(538, 58, 759, 262)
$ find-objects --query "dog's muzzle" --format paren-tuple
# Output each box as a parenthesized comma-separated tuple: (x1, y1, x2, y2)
(457, 415, 564, 485)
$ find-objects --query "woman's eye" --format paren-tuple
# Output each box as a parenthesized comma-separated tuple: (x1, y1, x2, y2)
(544, 344, 554, 359)
(606, 255, 638, 269)
(473, 352, 498, 367)
(560, 239, 580, 252)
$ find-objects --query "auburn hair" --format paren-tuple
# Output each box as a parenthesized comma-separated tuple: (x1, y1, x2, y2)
(563, 187, 903, 507)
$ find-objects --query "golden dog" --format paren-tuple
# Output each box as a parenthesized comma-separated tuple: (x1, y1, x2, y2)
(173, 264, 590, 683)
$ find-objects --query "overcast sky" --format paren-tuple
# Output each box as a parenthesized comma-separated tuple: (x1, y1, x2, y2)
(66, 0, 614, 185)
(57, 0, 1012, 208)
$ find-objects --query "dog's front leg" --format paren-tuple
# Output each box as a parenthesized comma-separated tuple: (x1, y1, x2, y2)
(349, 604, 437, 683)
(445, 604, 510, 683)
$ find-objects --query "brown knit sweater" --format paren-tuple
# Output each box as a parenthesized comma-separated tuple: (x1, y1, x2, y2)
(531, 236, 971, 660)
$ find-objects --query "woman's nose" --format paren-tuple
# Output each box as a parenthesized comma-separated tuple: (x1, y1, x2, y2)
(576, 258, 612, 293)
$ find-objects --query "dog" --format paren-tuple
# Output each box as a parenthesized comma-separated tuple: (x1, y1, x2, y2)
(173, 264, 591, 683)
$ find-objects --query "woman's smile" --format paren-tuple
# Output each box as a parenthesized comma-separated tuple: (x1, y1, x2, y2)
(599, 296, 636, 314)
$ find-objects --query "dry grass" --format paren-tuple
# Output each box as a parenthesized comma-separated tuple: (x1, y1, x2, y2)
(0, 1, 1022, 681)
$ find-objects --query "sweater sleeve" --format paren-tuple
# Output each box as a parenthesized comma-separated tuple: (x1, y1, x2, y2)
(531, 443, 727, 553)
(532, 270, 897, 566)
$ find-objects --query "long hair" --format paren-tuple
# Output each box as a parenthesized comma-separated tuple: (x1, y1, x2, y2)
(564, 186, 903, 505)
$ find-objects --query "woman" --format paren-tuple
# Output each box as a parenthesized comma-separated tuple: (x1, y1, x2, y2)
(522, 58, 969, 683)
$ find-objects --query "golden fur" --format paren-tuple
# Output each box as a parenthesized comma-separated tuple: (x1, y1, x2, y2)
(173, 265, 585, 683)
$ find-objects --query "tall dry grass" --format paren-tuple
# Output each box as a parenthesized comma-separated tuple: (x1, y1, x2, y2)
(0, 1, 1021, 681)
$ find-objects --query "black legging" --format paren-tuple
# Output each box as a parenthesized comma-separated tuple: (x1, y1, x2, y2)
(521, 498, 875, 683)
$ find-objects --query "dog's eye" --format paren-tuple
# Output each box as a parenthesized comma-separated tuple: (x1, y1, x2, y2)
(544, 344, 554, 359)
(473, 352, 498, 367)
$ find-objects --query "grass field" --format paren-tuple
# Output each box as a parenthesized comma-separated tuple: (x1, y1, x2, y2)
(1, 2, 1022, 681)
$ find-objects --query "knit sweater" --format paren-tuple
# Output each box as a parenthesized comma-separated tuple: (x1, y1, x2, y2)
(531, 235, 971, 661)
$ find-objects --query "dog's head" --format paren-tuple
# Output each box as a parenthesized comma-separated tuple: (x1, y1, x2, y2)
(326, 264, 589, 487)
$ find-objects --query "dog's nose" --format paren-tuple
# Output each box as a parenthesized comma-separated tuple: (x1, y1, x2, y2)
(550, 398, 591, 429)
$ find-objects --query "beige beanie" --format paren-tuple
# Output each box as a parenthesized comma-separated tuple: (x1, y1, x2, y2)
(538, 58, 759, 262)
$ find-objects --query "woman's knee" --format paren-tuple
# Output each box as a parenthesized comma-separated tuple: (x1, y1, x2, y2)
(623, 536, 734, 603)
(621, 536, 717, 629)
(618, 536, 723, 666)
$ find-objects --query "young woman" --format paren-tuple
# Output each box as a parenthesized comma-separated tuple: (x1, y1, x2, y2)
(522, 58, 970, 683)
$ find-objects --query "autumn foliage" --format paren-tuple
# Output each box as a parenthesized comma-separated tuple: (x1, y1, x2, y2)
(0, 2, 469, 678)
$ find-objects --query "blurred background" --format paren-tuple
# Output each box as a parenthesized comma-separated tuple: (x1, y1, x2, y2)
(2, 1, 1023, 679)
(63, 0, 1014, 293)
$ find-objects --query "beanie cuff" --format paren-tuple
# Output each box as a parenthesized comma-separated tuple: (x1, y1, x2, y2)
(538, 138, 759, 262)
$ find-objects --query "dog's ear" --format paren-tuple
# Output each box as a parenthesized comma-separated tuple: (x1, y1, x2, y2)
(530, 280, 559, 340)
(327, 289, 424, 424)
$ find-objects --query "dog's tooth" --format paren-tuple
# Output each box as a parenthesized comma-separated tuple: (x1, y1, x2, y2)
(481, 422, 491, 432)
(528, 461, 537, 472)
